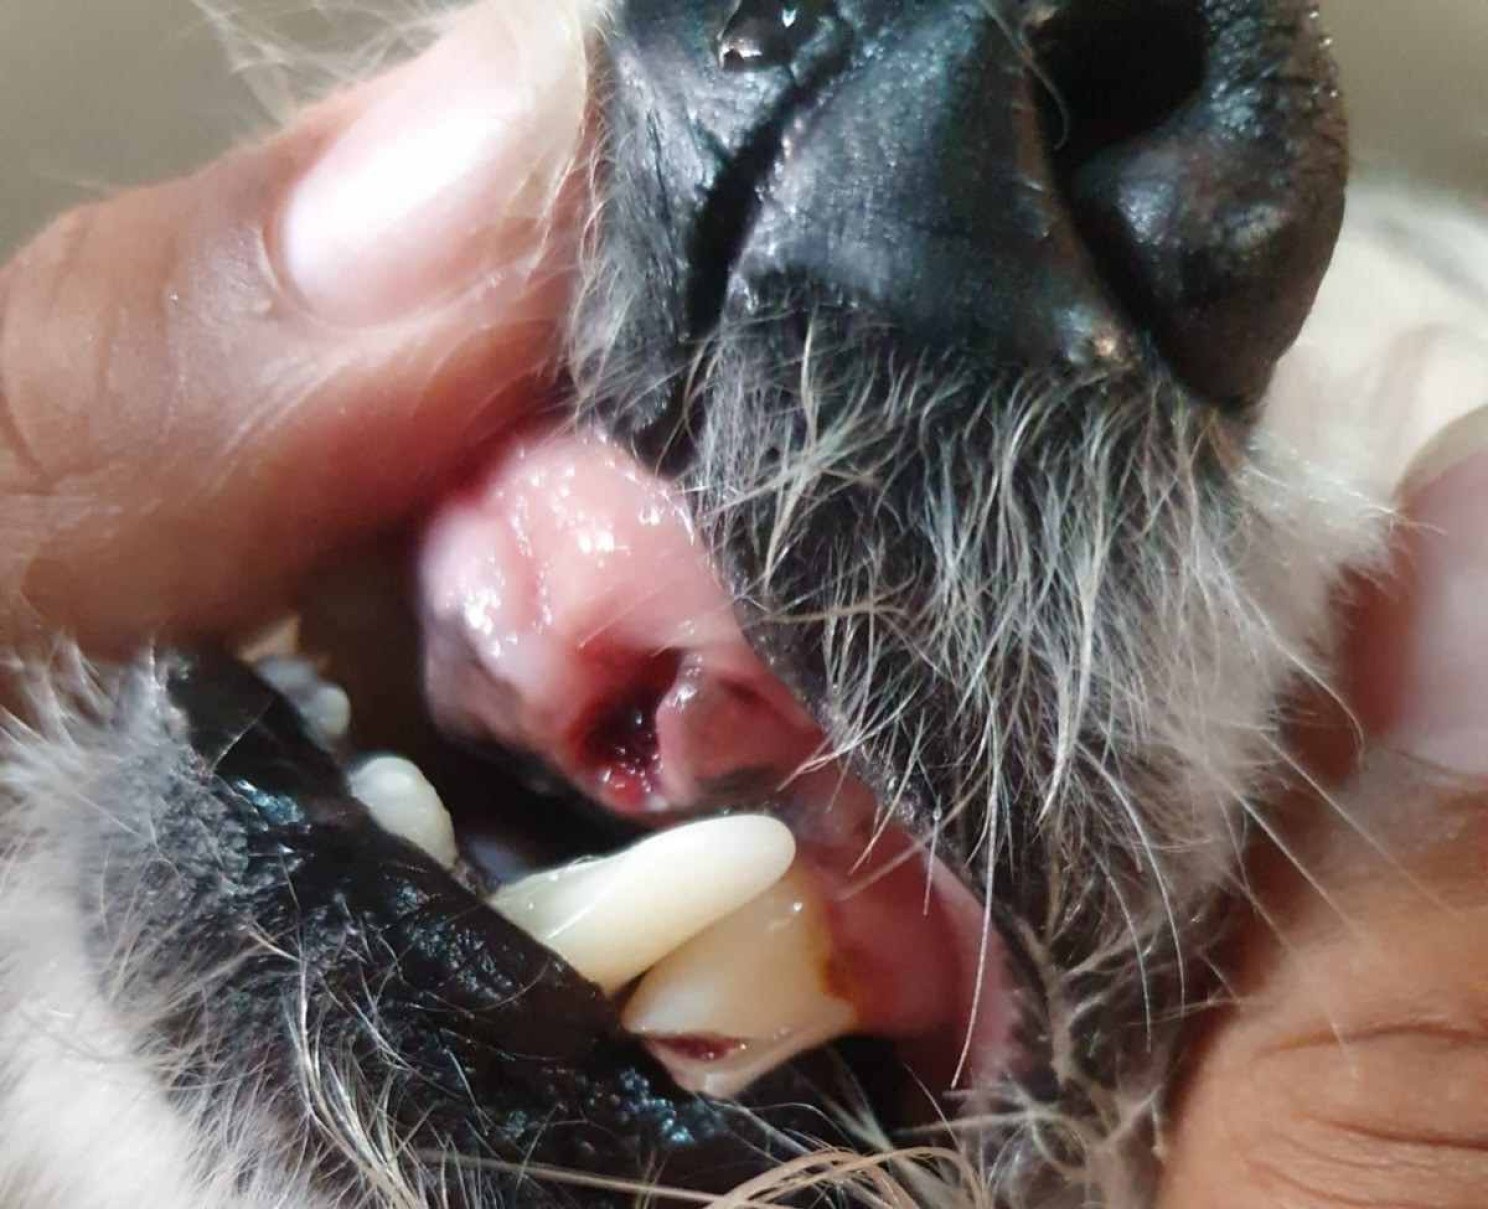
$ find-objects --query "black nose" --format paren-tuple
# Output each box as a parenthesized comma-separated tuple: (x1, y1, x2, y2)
(590, 0, 1346, 431)
(1029, 0, 1347, 402)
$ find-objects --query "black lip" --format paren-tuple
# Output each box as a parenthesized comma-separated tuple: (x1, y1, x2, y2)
(100, 651, 850, 1207)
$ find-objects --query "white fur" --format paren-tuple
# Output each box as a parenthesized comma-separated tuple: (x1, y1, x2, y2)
(0, 659, 338, 1209)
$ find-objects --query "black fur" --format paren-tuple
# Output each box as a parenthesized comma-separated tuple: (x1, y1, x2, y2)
(100, 653, 843, 1207)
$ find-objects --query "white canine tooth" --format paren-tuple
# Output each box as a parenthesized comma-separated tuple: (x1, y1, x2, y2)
(490, 815, 796, 994)
(350, 755, 459, 869)
(621, 867, 857, 1099)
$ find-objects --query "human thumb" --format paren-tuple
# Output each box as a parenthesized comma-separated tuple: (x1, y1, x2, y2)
(1159, 409, 1488, 1207)
(0, 0, 589, 655)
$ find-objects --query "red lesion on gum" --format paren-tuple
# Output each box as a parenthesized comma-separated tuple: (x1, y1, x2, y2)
(567, 647, 828, 819)
(570, 649, 681, 811)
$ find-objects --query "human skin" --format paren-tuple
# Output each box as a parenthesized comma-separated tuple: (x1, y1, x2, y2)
(1, 7, 1484, 1203)
(1159, 428, 1488, 1207)
(0, 4, 586, 655)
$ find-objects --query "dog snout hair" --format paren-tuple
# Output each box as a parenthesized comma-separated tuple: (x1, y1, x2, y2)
(555, 4, 1358, 1196)
(586, 0, 1346, 458)
(576, 0, 1350, 932)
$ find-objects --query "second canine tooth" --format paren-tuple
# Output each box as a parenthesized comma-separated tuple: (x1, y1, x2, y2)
(490, 815, 795, 994)
(349, 755, 459, 869)
(621, 867, 857, 1099)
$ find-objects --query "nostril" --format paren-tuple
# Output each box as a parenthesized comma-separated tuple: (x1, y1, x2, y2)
(1032, 0, 1205, 167)
(1028, 0, 1349, 406)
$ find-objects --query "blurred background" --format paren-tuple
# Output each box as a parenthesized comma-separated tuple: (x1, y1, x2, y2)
(1, 0, 1485, 256)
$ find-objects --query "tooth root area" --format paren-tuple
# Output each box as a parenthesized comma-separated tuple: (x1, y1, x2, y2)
(489, 814, 796, 995)
(349, 755, 458, 869)
(254, 655, 352, 742)
(621, 868, 858, 1100)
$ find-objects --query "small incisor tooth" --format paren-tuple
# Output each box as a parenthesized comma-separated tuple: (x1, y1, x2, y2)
(349, 755, 458, 869)
(254, 655, 352, 742)
(621, 867, 857, 1099)
(489, 815, 796, 994)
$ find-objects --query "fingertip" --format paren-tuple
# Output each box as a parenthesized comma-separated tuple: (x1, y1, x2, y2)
(1356, 410, 1488, 776)
(278, 0, 590, 326)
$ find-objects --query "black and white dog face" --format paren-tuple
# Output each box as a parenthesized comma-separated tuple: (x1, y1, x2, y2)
(1, 3, 1484, 1207)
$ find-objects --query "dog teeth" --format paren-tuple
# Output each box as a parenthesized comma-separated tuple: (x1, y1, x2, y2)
(493, 820, 850, 1092)
(255, 655, 352, 742)
(490, 815, 795, 994)
(349, 755, 459, 869)
(621, 867, 857, 1098)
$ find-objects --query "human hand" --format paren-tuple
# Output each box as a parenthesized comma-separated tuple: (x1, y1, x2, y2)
(0, 4, 586, 656)
(1161, 411, 1488, 1206)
